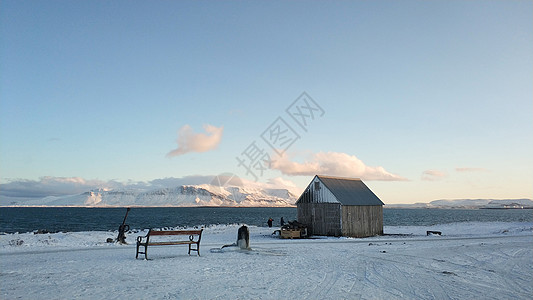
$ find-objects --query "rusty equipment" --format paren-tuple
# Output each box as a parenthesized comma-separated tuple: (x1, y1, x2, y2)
(116, 208, 131, 244)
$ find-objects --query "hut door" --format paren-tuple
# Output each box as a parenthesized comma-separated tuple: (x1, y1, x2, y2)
(312, 205, 325, 235)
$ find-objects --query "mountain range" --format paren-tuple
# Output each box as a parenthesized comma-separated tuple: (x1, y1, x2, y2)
(1, 184, 298, 207)
(2, 183, 531, 209)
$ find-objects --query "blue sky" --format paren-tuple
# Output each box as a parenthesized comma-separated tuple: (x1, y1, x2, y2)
(1, 1, 532, 204)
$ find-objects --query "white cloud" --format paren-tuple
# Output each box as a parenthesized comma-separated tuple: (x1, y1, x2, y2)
(455, 167, 489, 173)
(149, 175, 220, 188)
(266, 177, 298, 189)
(167, 124, 223, 157)
(0, 175, 303, 200)
(0, 176, 122, 198)
(421, 170, 448, 181)
(264, 177, 302, 196)
(201, 173, 302, 195)
(270, 151, 407, 181)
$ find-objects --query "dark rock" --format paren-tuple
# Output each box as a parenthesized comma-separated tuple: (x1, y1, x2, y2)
(9, 239, 24, 246)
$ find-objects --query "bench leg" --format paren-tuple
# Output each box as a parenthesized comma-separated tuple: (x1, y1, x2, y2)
(136, 243, 149, 260)
(188, 242, 200, 256)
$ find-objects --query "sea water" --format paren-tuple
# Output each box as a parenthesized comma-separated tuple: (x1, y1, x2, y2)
(0, 207, 531, 234)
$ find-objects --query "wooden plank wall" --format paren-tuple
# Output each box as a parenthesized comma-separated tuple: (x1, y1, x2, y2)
(341, 205, 383, 237)
(298, 203, 341, 236)
(297, 203, 313, 232)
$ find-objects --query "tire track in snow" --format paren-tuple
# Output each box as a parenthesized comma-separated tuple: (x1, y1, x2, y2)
(304, 256, 362, 299)
(462, 244, 533, 298)
(356, 250, 477, 299)
(307, 271, 338, 300)
(358, 239, 532, 299)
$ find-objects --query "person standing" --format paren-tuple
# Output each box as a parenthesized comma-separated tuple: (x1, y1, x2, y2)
(267, 217, 273, 227)
(280, 217, 285, 227)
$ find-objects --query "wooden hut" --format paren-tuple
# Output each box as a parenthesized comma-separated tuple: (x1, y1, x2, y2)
(296, 175, 384, 238)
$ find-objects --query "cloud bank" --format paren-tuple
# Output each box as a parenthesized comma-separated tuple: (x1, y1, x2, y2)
(167, 124, 223, 157)
(455, 167, 489, 173)
(421, 170, 448, 181)
(270, 152, 407, 181)
(0, 175, 302, 200)
(0, 177, 122, 198)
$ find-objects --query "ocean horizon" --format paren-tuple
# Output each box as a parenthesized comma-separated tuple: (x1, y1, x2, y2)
(1, 206, 532, 234)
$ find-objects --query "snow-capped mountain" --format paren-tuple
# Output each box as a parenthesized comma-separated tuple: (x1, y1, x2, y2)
(3, 184, 298, 207)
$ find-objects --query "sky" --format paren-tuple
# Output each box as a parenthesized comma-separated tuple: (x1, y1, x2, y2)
(1, 1, 532, 204)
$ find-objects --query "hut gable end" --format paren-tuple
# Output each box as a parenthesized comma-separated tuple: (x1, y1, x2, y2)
(297, 176, 339, 204)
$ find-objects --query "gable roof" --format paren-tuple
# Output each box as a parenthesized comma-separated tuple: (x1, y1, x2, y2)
(316, 175, 384, 206)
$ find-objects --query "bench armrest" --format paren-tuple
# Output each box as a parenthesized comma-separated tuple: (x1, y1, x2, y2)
(137, 232, 150, 244)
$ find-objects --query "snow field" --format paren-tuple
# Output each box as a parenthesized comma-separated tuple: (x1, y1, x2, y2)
(1, 223, 532, 299)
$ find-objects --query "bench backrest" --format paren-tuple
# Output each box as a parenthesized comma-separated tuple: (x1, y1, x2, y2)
(148, 229, 202, 236)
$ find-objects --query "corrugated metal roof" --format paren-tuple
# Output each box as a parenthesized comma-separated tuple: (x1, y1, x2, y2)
(317, 175, 384, 206)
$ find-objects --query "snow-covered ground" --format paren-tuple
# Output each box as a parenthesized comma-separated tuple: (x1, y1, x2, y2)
(1, 222, 532, 299)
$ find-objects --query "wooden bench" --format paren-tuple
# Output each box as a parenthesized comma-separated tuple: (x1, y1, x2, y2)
(136, 229, 203, 259)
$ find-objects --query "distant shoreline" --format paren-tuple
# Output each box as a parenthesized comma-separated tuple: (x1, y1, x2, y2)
(479, 207, 533, 210)
(0, 205, 297, 208)
(385, 206, 533, 210)
(1, 205, 532, 210)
